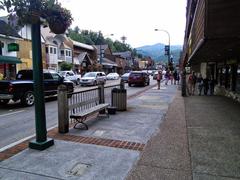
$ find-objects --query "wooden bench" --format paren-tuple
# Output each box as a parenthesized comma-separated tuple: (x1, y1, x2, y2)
(70, 103, 109, 130)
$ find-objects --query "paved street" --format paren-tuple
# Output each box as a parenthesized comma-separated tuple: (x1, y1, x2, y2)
(0, 78, 156, 150)
(1, 82, 240, 179)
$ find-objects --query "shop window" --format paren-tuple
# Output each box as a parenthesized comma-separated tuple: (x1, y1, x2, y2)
(50, 47, 53, 54)
(60, 50, 64, 56)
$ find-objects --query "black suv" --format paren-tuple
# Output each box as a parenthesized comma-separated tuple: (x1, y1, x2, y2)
(0, 69, 74, 106)
(128, 71, 150, 87)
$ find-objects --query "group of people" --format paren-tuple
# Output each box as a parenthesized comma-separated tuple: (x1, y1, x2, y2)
(156, 70, 180, 90)
(188, 72, 215, 96)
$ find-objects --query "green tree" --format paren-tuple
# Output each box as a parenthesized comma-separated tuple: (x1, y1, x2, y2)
(68, 26, 134, 53)
(60, 62, 72, 70)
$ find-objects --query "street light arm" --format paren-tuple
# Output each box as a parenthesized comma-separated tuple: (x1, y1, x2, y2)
(154, 29, 170, 47)
(154, 28, 171, 64)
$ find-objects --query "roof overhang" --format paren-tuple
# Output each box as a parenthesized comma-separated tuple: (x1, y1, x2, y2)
(0, 34, 22, 40)
(0, 55, 22, 64)
(188, 37, 240, 64)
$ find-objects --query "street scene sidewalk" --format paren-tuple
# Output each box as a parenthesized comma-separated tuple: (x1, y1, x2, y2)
(0, 84, 240, 180)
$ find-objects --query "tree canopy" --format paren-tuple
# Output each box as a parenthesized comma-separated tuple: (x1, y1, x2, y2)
(68, 27, 136, 54)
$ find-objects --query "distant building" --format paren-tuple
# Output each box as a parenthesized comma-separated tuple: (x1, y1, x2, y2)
(113, 51, 134, 72)
(0, 19, 22, 79)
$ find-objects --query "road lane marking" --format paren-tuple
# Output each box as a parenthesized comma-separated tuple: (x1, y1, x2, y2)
(0, 110, 25, 117)
(0, 125, 57, 152)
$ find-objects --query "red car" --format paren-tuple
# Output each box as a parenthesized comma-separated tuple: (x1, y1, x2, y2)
(128, 71, 150, 87)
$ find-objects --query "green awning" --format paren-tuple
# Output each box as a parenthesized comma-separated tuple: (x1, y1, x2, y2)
(0, 55, 22, 64)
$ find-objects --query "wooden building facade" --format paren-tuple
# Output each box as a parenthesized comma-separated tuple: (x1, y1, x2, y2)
(182, 0, 240, 98)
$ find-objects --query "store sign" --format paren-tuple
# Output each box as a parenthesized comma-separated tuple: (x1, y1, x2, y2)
(8, 43, 19, 52)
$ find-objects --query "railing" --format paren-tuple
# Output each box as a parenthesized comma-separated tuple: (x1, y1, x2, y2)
(57, 82, 121, 133)
(68, 87, 99, 115)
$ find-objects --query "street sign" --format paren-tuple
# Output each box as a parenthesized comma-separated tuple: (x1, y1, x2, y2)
(8, 43, 19, 52)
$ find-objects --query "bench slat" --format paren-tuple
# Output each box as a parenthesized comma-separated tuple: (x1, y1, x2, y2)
(70, 103, 109, 118)
(69, 97, 100, 110)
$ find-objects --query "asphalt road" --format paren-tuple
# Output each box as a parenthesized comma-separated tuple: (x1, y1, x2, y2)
(0, 78, 157, 150)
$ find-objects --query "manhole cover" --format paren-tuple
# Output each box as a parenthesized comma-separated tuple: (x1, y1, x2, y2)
(67, 163, 91, 176)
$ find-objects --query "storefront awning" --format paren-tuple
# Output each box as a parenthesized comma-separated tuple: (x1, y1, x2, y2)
(0, 55, 22, 64)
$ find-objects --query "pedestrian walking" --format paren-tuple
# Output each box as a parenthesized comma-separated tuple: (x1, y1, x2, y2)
(196, 74, 203, 95)
(203, 77, 209, 95)
(188, 71, 197, 95)
(156, 70, 162, 89)
(209, 76, 215, 95)
(173, 70, 179, 85)
(170, 71, 174, 85)
(165, 70, 170, 85)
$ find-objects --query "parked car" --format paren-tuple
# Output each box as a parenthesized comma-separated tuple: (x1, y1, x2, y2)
(80, 72, 106, 86)
(106, 72, 120, 80)
(59, 70, 81, 85)
(121, 73, 130, 83)
(0, 69, 74, 106)
(128, 71, 150, 87)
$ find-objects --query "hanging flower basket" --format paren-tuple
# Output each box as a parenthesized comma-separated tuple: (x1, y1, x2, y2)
(48, 20, 67, 34)
(1, 0, 73, 30)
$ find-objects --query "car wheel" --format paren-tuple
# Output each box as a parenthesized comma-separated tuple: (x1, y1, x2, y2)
(128, 83, 132, 87)
(0, 99, 9, 105)
(21, 91, 34, 106)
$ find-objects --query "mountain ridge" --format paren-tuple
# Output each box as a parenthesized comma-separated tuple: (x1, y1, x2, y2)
(136, 43, 182, 64)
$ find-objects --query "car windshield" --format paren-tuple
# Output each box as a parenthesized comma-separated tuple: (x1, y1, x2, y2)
(84, 72, 96, 77)
(108, 73, 116, 76)
(122, 73, 129, 77)
(59, 72, 66, 76)
(130, 73, 142, 78)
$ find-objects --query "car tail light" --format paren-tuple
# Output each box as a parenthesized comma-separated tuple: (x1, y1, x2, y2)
(8, 84, 14, 93)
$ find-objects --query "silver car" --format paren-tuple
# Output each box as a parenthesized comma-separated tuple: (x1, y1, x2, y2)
(80, 72, 106, 86)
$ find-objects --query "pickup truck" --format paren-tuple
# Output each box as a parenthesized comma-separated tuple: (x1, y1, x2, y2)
(58, 70, 81, 85)
(0, 69, 74, 106)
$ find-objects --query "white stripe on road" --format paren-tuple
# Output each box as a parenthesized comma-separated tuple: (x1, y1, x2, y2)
(0, 125, 58, 152)
(0, 110, 25, 117)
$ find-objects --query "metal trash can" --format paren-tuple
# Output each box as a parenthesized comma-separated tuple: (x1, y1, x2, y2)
(111, 88, 127, 111)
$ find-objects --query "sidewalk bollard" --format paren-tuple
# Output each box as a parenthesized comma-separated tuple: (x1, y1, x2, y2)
(98, 84, 105, 114)
(58, 85, 69, 133)
(120, 80, 125, 90)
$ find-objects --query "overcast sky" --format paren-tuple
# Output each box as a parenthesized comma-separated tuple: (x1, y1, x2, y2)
(0, 0, 187, 48)
(59, 0, 187, 48)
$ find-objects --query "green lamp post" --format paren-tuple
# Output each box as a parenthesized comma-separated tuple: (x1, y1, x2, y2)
(28, 16, 54, 150)
(1, 0, 73, 150)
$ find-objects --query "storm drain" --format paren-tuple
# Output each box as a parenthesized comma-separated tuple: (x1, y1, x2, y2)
(67, 163, 91, 176)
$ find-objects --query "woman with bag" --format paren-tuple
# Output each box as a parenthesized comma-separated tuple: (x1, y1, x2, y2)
(156, 70, 162, 89)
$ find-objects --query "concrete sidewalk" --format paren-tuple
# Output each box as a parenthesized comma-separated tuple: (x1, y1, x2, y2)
(127, 93, 240, 180)
(0, 84, 177, 180)
(1, 84, 240, 180)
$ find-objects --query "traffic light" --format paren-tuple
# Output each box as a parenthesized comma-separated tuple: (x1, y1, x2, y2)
(164, 45, 170, 56)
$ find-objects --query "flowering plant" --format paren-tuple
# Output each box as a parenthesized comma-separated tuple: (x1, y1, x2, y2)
(0, 0, 73, 34)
